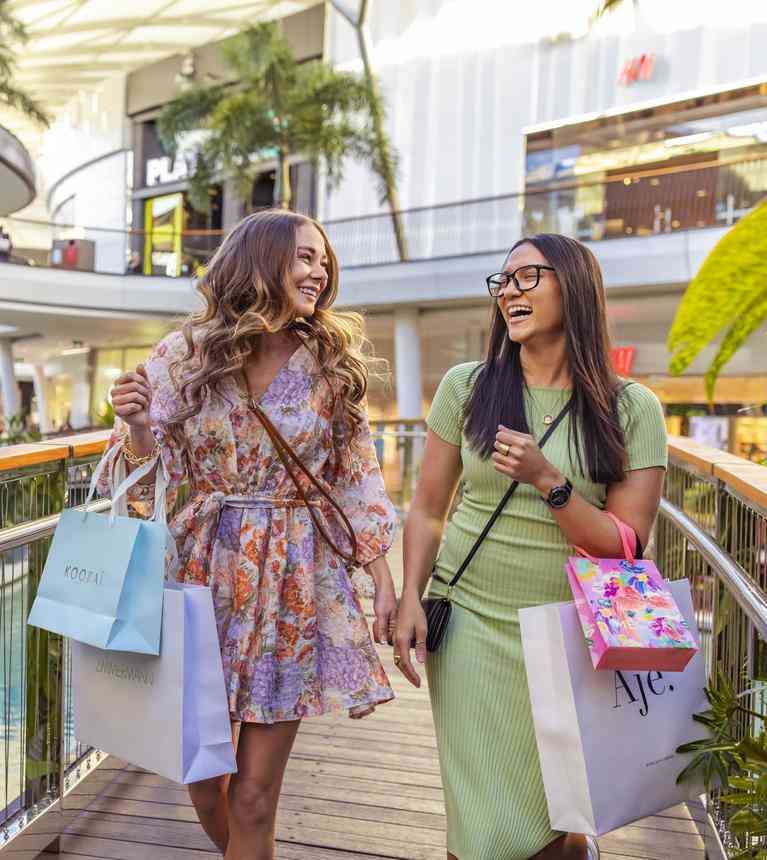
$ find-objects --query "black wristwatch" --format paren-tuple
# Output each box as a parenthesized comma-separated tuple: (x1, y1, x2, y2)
(544, 478, 573, 509)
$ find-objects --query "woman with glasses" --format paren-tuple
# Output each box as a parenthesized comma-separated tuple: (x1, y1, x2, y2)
(393, 234, 667, 859)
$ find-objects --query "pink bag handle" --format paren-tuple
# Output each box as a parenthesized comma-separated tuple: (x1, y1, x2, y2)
(575, 511, 637, 564)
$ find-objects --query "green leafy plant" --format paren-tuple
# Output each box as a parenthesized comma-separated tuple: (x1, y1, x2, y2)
(1, 413, 41, 446)
(95, 399, 115, 430)
(677, 669, 767, 857)
(668, 199, 767, 402)
(0, 0, 48, 124)
(157, 21, 399, 213)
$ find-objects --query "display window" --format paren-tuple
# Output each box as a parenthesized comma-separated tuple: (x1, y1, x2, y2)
(524, 84, 767, 240)
(143, 193, 183, 276)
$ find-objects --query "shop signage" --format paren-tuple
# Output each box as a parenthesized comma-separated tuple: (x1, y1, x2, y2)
(611, 346, 636, 375)
(146, 156, 188, 187)
(618, 53, 656, 86)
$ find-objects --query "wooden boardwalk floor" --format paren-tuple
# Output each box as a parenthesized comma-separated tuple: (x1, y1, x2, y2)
(56, 537, 707, 860)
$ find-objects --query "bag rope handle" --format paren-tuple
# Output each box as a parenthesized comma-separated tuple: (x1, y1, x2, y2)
(575, 511, 637, 564)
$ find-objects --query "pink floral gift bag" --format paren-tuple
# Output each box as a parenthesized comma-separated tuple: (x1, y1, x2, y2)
(567, 513, 698, 672)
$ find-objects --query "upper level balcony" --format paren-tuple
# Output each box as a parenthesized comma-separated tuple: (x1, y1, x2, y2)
(0, 155, 761, 315)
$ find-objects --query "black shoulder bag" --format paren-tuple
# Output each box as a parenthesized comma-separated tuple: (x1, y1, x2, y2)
(416, 401, 572, 652)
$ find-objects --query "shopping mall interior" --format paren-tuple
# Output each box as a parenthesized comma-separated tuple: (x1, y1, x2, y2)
(1, 0, 766, 461)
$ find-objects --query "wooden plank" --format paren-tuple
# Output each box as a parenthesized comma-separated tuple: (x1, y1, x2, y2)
(75, 773, 446, 815)
(42, 430, 111, 458)
(0, 441, 69, 471)
(65, 810, 443, 860)
(59, 833, 215, 859)
(714, 462, 767, 510)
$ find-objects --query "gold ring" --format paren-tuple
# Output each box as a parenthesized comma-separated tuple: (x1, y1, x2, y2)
(393, 654, 402, 665)
(415, 640, 426, 646)
(499, 442, 510, 457)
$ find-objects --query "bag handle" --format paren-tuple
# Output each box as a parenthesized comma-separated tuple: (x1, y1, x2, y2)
(575, 511, 637, 564)
(86, 433, 169, 523)
(443, 399, 572, 592)
(245, 394, 359, 566)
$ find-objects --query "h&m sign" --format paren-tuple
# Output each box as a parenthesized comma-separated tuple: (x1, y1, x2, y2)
(618, 53, 656, 86)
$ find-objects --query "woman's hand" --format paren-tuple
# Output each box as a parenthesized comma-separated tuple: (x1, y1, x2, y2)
(372, 574, 397, 647)
(393, 590, 428, 688)
(492, 425, 560, 490)
(111, 365, 152, 431)
(367, 558, 397, 646)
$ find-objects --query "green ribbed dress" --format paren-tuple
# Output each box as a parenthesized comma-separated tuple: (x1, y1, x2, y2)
(425, 362, 668, 860)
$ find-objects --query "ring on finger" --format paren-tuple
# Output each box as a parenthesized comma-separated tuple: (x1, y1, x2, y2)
(499, 442, 511, 457)
(393, 654, 402, 665)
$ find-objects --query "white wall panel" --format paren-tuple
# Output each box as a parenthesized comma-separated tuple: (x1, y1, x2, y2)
(323, 1, 767, 222)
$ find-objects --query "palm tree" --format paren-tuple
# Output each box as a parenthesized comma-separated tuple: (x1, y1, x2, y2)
(667, 200, 767, 401)
(157, 21, 400, 219)
(0, 0, 48, 125)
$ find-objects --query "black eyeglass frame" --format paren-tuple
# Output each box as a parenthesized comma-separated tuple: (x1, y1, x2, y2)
(486, 264, 556, 297)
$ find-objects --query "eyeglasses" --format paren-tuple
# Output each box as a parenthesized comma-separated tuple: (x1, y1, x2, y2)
(486, 264, 556, 297)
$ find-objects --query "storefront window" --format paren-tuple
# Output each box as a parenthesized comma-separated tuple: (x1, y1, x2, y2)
(524, 84, 767, 240)
(143, 193, 183, 276)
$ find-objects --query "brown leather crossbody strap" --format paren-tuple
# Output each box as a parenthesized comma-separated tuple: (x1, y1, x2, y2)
(247, 399, 359, 566)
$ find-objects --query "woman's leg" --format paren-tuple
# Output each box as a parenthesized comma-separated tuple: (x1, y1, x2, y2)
(189, 721, 240, 853)
(225, 719, 301, 860)
(532, 833, 587, 859)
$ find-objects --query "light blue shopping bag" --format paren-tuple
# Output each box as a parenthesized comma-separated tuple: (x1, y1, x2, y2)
(27, 441, 172, 654)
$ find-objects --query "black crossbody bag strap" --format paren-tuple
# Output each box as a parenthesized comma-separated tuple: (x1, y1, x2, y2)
(443, 399, 572, 591)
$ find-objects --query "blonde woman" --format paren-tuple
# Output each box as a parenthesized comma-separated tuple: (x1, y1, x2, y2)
(98, 210, 399, 860)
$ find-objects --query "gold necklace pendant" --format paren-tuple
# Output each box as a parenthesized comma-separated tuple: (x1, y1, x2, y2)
(542, 414, 554, 426)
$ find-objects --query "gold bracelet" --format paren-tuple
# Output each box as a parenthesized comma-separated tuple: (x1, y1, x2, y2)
(122, 433, 159, 467)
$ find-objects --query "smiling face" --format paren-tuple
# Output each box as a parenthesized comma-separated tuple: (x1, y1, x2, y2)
(288, 223, 329, 318)
(497, 241, 565, 346)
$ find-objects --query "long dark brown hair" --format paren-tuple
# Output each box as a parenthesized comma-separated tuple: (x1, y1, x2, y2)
(165, 209, 370, 441)
(464, 233, 627, 485)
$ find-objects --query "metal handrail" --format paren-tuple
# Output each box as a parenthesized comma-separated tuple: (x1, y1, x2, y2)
(6, 150, 767, 237)
(659, 497, 767, 641)
(0, 499, 111, 552)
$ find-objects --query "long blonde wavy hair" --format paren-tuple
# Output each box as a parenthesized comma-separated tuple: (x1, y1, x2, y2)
(165, 209, 372, 441)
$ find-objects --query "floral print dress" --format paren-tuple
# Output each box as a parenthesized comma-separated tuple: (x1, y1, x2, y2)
(98, 331, 399, 723)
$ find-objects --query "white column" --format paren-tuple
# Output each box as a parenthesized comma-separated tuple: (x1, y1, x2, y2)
(0, 339, 20, 418)
(60, 351, 92, 429)
(32, 365, 52, 434)
(70, 354, 92, 429)
(393, 308, 424, 419)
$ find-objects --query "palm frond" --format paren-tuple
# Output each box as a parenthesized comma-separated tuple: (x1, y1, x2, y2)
(593, 0, 633, 18)
(668, 198, 767, 377)
(0, 81, 49, 126)
(0, 0, 49, 125)
(156, 85, 227, 158)
(704, 288, 767, 401)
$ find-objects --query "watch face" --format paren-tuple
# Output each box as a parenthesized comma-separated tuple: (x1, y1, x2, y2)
(548, 485, 571, 508)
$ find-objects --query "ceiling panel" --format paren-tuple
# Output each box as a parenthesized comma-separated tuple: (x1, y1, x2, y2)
(1, 0, 322, 171)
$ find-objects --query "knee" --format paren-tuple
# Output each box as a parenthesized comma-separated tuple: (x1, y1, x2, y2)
(228, 778, 276, 832)
(188, 775, 228, 815)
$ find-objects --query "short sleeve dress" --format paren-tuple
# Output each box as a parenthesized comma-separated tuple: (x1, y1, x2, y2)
(97, 331, 399, 724)
(425, 362, 667, 860)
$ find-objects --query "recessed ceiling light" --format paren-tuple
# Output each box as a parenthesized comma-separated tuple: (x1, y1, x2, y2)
(0, 325, 19, 334)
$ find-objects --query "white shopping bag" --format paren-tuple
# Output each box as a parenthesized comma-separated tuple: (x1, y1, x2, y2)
(73, 583, 237, 784)
(519, 578, 709, 836)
